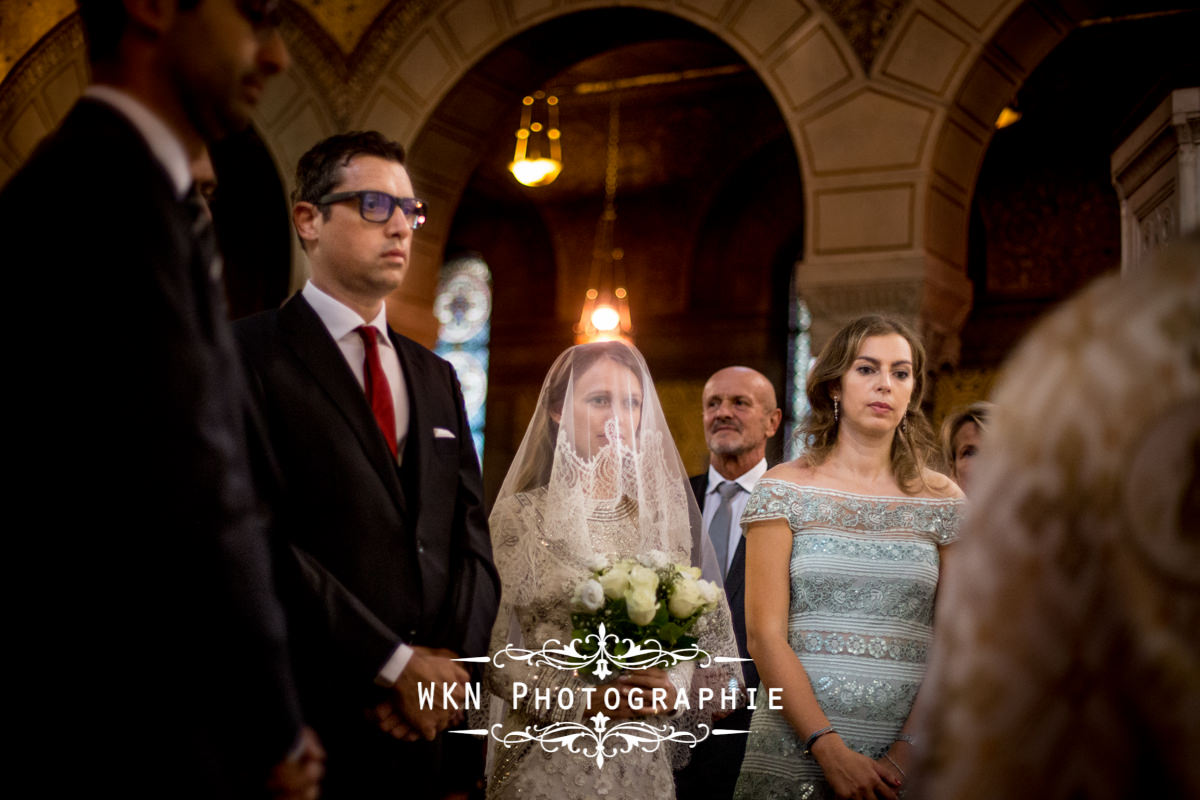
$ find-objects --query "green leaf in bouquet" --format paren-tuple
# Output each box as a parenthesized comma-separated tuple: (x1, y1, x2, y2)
(657, 621, 685, 646)
(652, 600, 669, 626)
(676, 635, 698, 651)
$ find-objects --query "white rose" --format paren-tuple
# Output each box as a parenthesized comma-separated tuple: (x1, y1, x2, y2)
(599, 565, 631, 600)
(684, 565, 703, 581)
(697, 579, 721, 610)
(628, 565, 660, 594)
(573, 578, 605, 613)
(587, 555, 609, 572)
(625, 586, 658, 626)
(637, 550, 668, 569)
(668, 577, 704, 618)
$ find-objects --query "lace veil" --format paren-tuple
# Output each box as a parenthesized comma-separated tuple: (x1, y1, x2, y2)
(498, 342, 726, 579)
(485, 341, 744, 774)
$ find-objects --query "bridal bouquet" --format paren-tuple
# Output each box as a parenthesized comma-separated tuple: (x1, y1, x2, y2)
(570, 550, 722, 678)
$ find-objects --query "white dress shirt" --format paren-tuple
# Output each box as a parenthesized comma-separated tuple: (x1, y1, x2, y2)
(301, 280, 409, 461)
(702, 458, 768, 575)
(301, 280, 414, 681)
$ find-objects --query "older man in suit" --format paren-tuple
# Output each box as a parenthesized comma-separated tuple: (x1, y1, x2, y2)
(676, 366, 781, 799)
(0, 1, 322, 798)
(234, 131, 501, 798)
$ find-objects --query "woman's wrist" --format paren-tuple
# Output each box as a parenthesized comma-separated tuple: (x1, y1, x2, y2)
(806, 727, 843, 760)
(888, 733, 915, 758)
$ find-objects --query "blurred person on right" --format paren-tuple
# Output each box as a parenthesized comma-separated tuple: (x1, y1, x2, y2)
(938, 402, 993, 495)
(734, 315, 964, 800)
(911, 237, 1200, 799)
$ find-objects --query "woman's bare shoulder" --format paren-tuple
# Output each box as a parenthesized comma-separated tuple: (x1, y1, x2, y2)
(762, 459, 818, 484)
(920, 468, 965, 500)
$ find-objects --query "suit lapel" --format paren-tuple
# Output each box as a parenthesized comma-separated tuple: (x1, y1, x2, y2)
(278, 295, 408, 515)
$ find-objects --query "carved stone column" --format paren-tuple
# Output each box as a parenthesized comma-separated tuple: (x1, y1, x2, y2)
(1111, 87, 1200, 273)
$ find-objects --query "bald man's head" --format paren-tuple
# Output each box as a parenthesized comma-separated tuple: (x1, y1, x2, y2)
(701, 367, 781, 468)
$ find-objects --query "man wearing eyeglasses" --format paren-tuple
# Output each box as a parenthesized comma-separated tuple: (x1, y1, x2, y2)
(234, 131, 500, 798)
(0, 1, 323, 798)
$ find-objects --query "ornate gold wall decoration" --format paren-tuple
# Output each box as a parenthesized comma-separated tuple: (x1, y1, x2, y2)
(0, 0, 73, 86)
(293, 0, 395, 55)
(814, 0, 910, 71)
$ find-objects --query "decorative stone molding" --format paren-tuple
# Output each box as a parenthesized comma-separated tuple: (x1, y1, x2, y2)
(814, 0, 910, 71)
(1111, 87, 1200, 273)
(797, 274, 924, 350)
(0, 17, 85, 183)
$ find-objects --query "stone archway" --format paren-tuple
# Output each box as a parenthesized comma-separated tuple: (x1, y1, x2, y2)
(271, 0, 865, 344)
(3, 0, 1121, 358)
(919, 0, 1098, 365)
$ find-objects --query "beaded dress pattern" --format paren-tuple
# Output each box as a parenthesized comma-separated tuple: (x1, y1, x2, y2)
(486, 487, 690, 800)
(733, 480, 962, 800)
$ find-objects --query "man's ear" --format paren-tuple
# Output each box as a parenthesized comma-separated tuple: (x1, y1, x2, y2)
(766, 407, 783, 437)
(293, 202, 320, 250)
(123, 0, 177, 36)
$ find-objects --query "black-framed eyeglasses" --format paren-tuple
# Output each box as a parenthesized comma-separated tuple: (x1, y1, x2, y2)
(316, 191, 427, 229)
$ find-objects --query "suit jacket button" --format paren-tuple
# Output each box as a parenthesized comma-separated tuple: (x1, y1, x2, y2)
(409, 629, 417, 638)
(417, 541, 425, 553)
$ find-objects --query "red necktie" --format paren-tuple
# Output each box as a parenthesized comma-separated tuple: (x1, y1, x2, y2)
(356, 326, 397, 458)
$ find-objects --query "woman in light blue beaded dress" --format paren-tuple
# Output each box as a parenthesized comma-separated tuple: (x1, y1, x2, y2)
(733, 315, 963, 800)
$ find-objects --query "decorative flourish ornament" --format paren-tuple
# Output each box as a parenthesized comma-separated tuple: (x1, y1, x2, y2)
(491, 622, 716, 677)
(479, 716, 712, 770)
(456, 622, 750, 767)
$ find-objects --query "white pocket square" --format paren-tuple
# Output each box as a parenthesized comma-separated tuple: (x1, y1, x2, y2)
(433, 427, 456, 439)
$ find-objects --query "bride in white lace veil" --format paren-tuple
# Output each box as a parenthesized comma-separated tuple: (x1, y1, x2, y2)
(483, 341, 743, 800)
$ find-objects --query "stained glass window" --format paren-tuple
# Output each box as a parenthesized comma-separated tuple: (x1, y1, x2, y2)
(783, 296, 813, 461)
(433, 255, 492, 462)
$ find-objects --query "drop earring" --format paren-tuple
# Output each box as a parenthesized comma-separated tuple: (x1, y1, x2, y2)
(900, 413, 907, 433)
(833, 397, 839, 422)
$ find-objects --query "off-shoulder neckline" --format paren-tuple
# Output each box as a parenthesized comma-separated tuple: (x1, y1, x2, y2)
(756, 477, 964, 505)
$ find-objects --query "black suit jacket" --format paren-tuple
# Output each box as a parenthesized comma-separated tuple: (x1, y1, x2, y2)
(0, 100, 302, 797)
(234, 293, 500, 795)
(690, 473, 759, 692)
(675, 472, 758, 800)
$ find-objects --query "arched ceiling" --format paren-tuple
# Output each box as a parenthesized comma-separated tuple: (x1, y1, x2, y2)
(0, 0, 395, 84)
(0, 0, 74, 84)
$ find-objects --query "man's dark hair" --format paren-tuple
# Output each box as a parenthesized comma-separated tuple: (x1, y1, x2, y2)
(77, 0, 202, 64)
(292, 131, 407, 218)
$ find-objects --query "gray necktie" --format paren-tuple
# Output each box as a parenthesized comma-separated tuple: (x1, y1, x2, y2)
(709, 481, 741, 579)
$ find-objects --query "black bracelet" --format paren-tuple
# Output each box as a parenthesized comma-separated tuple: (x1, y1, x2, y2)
(803, 725, 836, 755)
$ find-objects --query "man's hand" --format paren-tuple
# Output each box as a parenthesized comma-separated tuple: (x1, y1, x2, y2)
(391, 646, 470, 740)
(368, 698, 417, 741)
(267, 726, 325, 800)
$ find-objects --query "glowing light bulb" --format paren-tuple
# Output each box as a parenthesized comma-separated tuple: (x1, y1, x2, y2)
(509, 158, 562, 187)
(995, 106, 1021, 129)
(591, 305, 620, 332)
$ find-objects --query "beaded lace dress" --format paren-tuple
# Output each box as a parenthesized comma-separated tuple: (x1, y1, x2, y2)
(733, 480, 962, 800)
(483, 342, 742, 800)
